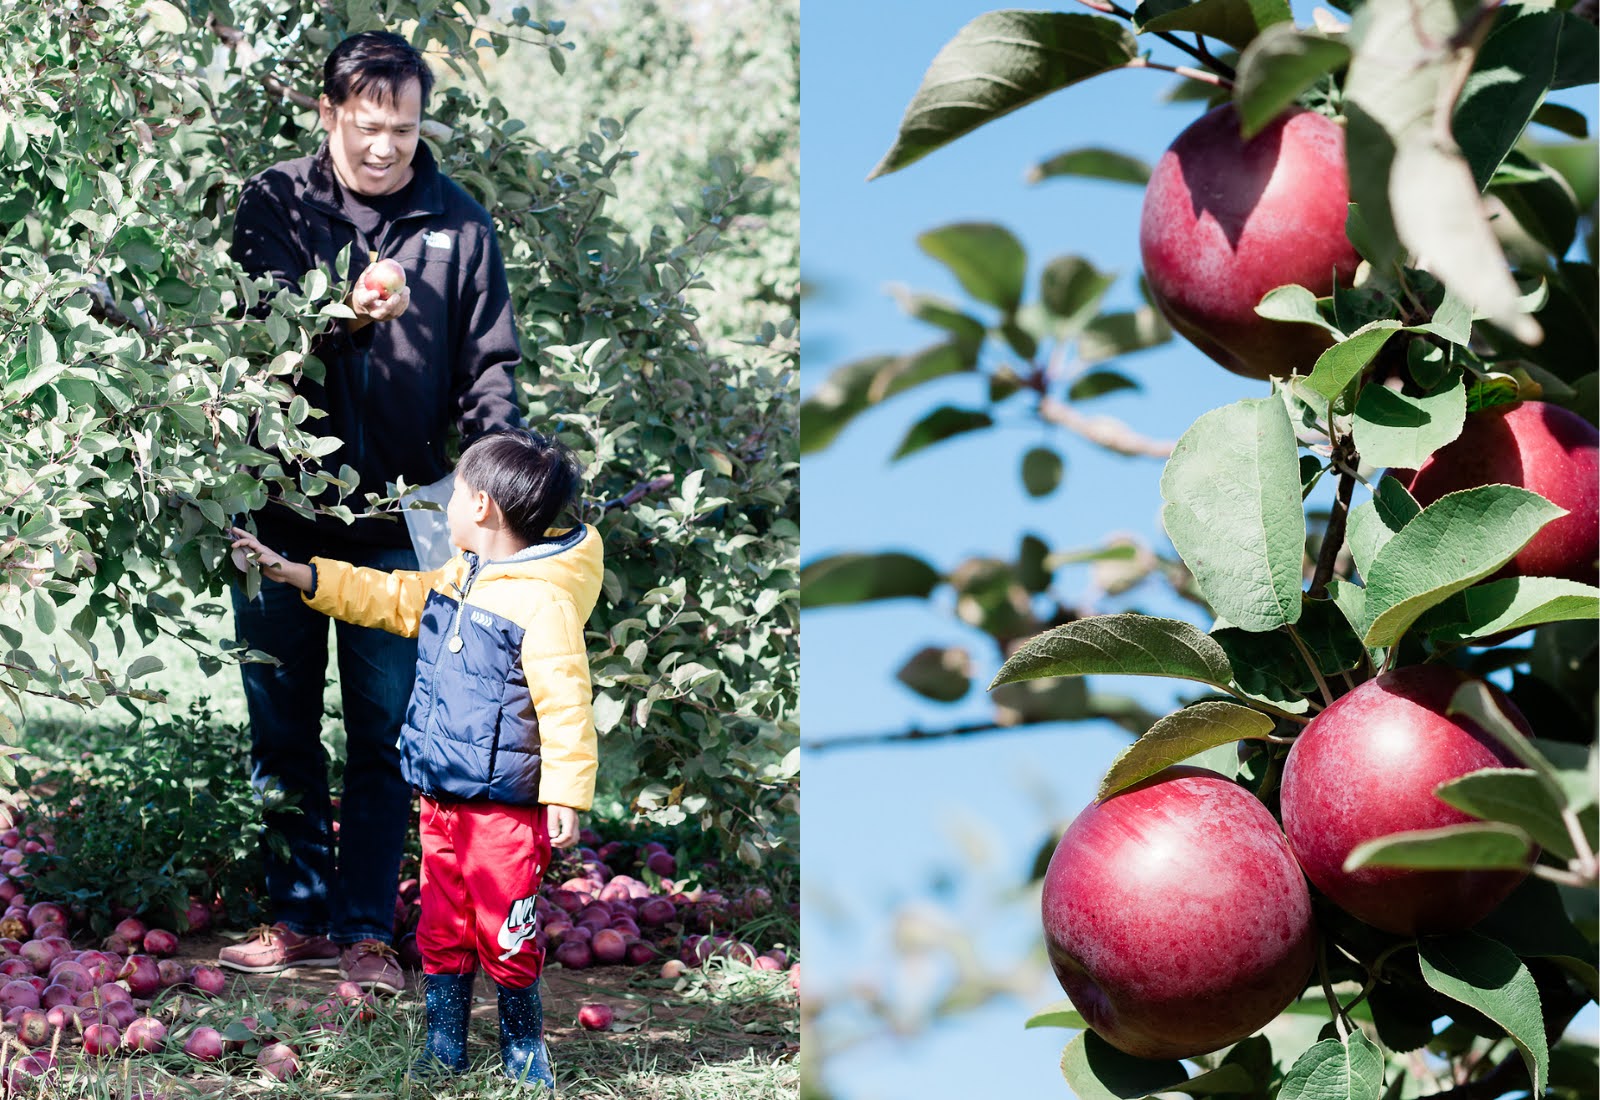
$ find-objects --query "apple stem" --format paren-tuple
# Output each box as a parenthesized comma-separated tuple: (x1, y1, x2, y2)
(1316, 940, 1353, 1039)
(1122, 57, 1234, 90)
(1559, 809, 1598, 884)
(1076, 0, 1238, 80)
(1287, 626, 1335, 709)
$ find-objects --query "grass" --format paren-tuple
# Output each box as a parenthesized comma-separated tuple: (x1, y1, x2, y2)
(0, 959, 798, 1097)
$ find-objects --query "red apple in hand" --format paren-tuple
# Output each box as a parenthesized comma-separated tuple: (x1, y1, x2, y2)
(1280, 665, 1533, 935)
(1140, 104, 1361, 381)
(1399, 401, 1598, 585)
(360, 259, 406, 300)
(1041, 766, 1315, 1060)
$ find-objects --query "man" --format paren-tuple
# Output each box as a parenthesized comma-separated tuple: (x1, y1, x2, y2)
(222, 30, 523, 995)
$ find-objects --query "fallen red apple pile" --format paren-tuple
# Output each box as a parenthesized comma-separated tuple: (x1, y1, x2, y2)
(391, 827, 799, 984)
(0, 810, 798, 1086)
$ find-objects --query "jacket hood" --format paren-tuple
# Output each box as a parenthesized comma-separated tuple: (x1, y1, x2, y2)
(469, 524, 604, 620)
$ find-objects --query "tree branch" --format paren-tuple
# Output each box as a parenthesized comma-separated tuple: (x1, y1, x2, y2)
(601, 475, 675, 512)
(1037, 396, 1175, 459)
(1308, 460, 1356, 600)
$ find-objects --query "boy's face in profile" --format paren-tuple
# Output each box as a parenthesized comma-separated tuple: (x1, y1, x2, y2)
(446, 474, 485, 553)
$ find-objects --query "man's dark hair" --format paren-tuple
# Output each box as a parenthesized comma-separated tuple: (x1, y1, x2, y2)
(323, 31, 435, 109)
(458, 430, 584, 545)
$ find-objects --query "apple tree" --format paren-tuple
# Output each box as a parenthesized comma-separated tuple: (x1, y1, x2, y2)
(0, 0, 797, 865)
(802, 0, 1595, 1096)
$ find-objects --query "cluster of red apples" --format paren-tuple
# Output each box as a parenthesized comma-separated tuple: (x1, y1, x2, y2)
(0, 829, 375, 1088)
(1042, 103, 1599, 1062)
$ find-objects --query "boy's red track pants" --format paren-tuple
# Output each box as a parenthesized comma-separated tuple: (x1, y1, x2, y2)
(417, 797, 551, 988)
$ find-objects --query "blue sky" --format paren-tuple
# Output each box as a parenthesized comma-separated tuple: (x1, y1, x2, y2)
(799, 3, 1598, 1098)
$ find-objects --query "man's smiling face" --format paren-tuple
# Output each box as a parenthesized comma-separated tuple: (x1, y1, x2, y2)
(319, 78, 423, 197)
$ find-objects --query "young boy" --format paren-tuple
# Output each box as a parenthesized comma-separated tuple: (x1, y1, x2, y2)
(230, 429, 601, 1090)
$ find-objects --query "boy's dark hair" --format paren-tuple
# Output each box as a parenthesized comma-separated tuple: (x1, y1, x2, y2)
(458, 430, 583, 544)
(323, 31, 435, 109)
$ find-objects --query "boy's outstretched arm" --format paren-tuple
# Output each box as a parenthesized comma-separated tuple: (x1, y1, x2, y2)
(230, 529, 313, 592)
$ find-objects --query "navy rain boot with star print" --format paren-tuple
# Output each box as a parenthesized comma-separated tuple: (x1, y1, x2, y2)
(497, 980, 555, 1091)
(410, 972, 474, 1078)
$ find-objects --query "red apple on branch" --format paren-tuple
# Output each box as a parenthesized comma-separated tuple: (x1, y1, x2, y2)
(1280, 665, 1533, 935)
(1041, 766, 1315, 1060)
(1140, 105, 1361, 381)
(1399, 401, 1599, 585)
(360, 258, 406, 301)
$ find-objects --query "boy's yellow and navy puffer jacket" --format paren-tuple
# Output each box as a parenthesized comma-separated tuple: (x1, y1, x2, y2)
(303, 525, 603, 811)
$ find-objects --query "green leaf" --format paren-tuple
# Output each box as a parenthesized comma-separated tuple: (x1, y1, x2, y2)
(1454, 9, 1562, 191)
(800, 355, 893, 454)
(1345, 478, 1420, 584)
(1345, 2, 1539, 342)
(1552, 10, 1598, 91)
(991, 614, 1234, 692)
(142, 0, 188, 33)
(916, 224, 1028, 314)
(870, 12, 1138, 179)
(1475, 877, 1600, 997)
(1060, 1030, 1256, 1100)
(1446, 681, 1569, 804)
(1492, 151, 1581, 258)
(1299, 322, 1401, 402)
(1078, 309, 1172, 363)
(1061, 1031, 1186, 1100)
(1160, 397, 1305, 633)
(1098, 701, 1275, 799)
(125, 655, 164, 679)
(1028, 147, 1150, 186)
(1277, 1033, 1385, 1100)
(895, 646, 972, 703)
(888, 287, 989, 348)
(1351, 371, 1466, 469)
(33, 591, 56, 634)
(1345, 821, 1534, 872)
(1531, 103, 1590, 139)
(1022, 447, 1065, 497)
(1041, 256, 1116, 329)
(1425, 576, 1600, 644)
(1068, 370, 1141, 402)
(868, 340, 981, 403)
(1435, 768, 1575, 860)
(1026, 998, 1087, 1030)
(1362, 486, 1565, 647)
(800, 553, 941, 608)
(892, 406, 993, 461)
(1255, 284, 1341, 334)
(1418, 934, 1549, 1095)
(1134, 0, 1293, 51)
(1234, 25, 1351, 139)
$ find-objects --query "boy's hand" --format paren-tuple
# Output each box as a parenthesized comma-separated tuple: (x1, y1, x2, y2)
(230, 528, 313, 592)
(546, 804, 579, 849)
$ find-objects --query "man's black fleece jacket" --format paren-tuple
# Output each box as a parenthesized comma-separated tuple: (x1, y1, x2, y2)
(230, 139, 523, 547)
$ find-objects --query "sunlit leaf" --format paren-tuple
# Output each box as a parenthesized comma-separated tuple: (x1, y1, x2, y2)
(871, 12, 1138, 179)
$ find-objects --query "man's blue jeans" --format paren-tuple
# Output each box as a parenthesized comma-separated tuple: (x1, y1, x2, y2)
(231, 534, 418, 946)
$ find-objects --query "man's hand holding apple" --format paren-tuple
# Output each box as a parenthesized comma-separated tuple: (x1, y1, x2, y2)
(348, 258, 410, 330)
